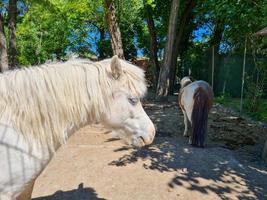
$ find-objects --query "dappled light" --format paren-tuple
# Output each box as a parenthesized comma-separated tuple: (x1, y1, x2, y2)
(110, 137, 267, 199)
(105, 96, 267, 199)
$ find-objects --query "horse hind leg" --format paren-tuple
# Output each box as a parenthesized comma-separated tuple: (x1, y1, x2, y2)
(16, 179, 35, 200)
(182, 110, 191, 137)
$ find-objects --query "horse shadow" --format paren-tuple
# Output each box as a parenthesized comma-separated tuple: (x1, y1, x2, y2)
(32, 183, 106, 200)
(109, 136, 267, 200)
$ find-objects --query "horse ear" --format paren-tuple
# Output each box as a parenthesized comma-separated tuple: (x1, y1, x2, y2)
(110, 55, 122, 80)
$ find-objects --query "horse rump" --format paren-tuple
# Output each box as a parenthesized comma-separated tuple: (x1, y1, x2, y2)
(191, 87, 209, 147)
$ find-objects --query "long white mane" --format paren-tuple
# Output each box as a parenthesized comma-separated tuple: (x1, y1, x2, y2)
(0, 58, 146, 150)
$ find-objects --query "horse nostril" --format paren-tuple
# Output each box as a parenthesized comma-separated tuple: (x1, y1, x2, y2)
(139, 136, 146, 144)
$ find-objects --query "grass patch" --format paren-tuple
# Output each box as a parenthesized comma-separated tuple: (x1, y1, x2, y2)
(215, 95, 267, 123)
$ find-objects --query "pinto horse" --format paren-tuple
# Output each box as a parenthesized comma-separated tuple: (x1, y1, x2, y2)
(179, 77, 213, 147)
(0, 56, 155, 200)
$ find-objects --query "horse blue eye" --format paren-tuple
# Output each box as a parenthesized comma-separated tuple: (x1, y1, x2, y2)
(128, 97, 139, 105)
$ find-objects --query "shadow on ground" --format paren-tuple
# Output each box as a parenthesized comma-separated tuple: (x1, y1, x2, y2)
(109, 137, 267, 200)
(32, 183, 106, 200)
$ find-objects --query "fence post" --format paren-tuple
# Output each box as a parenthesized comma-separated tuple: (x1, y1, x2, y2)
(240, 36, 247, 113)
(211, 45, 215, 90)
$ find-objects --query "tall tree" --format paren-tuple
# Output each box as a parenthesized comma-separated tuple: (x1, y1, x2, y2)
(0, 13, 8, 72)
(104, 0, 124, 59)
(156, 0, 180, 99)
(8, 0, 17, 67)
(169, 0, 196, 94)
(144, 0, 160, 83)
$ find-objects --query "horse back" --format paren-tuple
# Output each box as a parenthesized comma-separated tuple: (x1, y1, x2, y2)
(179, 80, 211, 102)
(179, 80, 213, 118)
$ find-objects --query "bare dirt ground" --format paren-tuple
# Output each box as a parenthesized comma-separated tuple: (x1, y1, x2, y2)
(32, 95, 267, 200)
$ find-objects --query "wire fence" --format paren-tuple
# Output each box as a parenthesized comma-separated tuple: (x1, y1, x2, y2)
(178, 44, 267, 99)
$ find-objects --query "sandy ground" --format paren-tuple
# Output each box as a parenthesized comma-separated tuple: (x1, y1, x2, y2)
(32, 98, 267, 200)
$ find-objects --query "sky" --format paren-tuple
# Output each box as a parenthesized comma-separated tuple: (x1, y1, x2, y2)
(193, 24, 213, 43)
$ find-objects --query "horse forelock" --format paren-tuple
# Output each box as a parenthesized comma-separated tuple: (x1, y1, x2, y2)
(112, 59, 147, 97)
(0, 58, 146, 150)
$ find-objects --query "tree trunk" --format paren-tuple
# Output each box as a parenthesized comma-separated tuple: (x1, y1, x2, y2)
(156, 0, 180, 100)
(0, 13, 8, 72)
(169, 0, 196, 94)
(8, 0, 17, 68)
(144, 2, 160, 84)
(210, 20, 224, 94)
(104, 0, 124, 59)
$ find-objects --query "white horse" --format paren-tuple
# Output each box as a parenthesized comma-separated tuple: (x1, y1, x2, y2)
(179, 76, 213, 147)
(0, 55, 155, 200)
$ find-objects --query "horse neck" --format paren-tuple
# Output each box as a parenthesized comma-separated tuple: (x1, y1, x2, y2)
(0, 63, 110, 151)
(48, 64, 111, 147)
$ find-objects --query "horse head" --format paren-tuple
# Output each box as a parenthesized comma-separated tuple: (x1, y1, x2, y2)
(101, 56, 156, 147)
(180, 76, 193, 89)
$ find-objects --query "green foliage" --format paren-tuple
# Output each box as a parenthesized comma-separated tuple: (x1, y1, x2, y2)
(244, 36, 267, 113)
(244, 79, 264, 112)
(17, 2, 69, 64)
(215, 92, 231, 104)
(181, 42, 211, 82)
(116, 0, 143, 59)
(14, 0, 174, 65)
(195, 0, 266, 48)
(16, 0, 158, 64)
(17, 0, 104, 65)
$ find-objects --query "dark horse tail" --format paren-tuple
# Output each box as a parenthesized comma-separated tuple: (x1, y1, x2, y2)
(191, 87, 209, 147)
